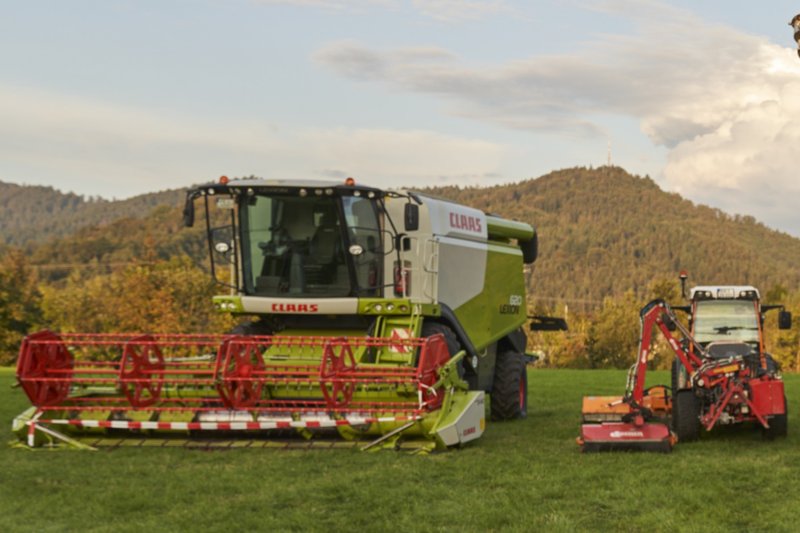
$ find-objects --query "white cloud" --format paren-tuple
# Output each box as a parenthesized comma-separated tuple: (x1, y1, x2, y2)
(0, 84, 505, 197)
(410, 0, 510, 22)
(314, 0, 800, 233)
(253, 0, 509, 21)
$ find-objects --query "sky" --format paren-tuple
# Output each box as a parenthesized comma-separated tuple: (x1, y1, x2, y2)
(3, 1, 800, 235)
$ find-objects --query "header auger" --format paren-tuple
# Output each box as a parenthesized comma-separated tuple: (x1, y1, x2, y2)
(14, 176, 559, 451)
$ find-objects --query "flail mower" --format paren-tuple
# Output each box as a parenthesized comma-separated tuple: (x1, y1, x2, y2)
(14, 177, 562, 451)
(579, 281, 792, 453)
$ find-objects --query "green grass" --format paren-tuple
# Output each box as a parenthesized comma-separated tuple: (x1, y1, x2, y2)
(3, 366, 800, 532)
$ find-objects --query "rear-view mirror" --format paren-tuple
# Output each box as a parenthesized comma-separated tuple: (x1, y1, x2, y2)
(779, 310, 793, 330)
(183, 194, 195, 227)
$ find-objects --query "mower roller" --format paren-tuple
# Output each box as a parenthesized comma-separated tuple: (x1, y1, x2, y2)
(579, 283, 791, 452)
(14, 177, 563, 450)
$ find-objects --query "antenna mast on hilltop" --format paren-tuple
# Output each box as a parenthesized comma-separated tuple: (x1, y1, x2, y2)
(607, 138, 612, 167)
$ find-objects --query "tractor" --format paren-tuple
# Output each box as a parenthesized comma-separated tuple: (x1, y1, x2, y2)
(579, 277, 792, 452)
(14, 176, 561, 451)
(669, 281, 792, 442)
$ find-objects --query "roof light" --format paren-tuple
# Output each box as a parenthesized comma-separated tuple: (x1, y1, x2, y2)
(219, 175, 229, 185)
(345, 177, 356, 186)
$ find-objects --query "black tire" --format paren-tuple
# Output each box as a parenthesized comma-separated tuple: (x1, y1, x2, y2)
(421, 322, 460, 356)
(229, 321, 271, 336)
(764, 353, 779, 376)
(673, 390, 701, 442)
(491, 351, 528, 421)
(764, 396, 788, 440)
(671, 358, 688, 392)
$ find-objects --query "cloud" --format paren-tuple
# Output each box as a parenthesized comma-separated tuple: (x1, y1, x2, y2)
(410, 0, 510, 22)
(314, 0, 800, 233)
(253, 0, 509, 22)
(0, 84, 505, 197)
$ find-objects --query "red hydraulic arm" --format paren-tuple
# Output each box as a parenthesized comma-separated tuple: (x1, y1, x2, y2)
(627, 299, 704, 406)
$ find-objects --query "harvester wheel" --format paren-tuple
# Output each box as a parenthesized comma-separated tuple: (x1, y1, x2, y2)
(673, 390, 701, 442)
(229, 321, 271, 336)
(491, 351, 528, 421)
(421, 322, 463, 373)
(421, 322, 460, 358)
(763, 396, 788, 440)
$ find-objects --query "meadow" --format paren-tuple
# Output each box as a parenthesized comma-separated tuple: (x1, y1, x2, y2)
(2, 366, 799, 532)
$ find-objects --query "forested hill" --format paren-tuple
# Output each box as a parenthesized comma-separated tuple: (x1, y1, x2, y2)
(0, 180, 184, 246)
(4, 167, 800, 306)
(423, 167, 800, 307)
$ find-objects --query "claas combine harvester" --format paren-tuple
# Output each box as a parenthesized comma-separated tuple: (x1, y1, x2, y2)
(13, 177, 561, 451)
(579, 278, 792, 452)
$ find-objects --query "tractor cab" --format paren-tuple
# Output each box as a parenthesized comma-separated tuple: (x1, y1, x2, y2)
(689, 286, 763, 357)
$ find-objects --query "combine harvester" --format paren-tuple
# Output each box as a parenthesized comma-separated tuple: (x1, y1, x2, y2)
(579, 277, 791, 452)
(14, 177, 562, 451)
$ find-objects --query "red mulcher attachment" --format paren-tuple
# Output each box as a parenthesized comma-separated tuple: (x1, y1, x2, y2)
(15, 331, 457, 448)
(578, 300, 681, 453)
(578, 385, 676, 453)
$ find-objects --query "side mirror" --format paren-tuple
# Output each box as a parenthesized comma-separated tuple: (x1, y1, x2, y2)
(183, 194, 196, 228)
(779, 310, 792, 330)
(520, 233, 538, 264)
(404, 203, 419, 232)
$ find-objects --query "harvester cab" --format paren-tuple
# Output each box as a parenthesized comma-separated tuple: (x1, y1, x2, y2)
(579, 281, 791, 453)
(14, 177, 547, 451)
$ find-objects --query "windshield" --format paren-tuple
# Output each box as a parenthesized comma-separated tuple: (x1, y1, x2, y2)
(693, 300, 760, 345)
(240, 192, 383, 297)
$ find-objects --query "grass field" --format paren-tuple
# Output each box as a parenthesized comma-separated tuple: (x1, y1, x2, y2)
(3, 366, 800, 532)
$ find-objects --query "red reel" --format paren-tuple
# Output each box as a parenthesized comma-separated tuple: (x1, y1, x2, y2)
(416, 334, 450, 411)
(319, 340, 357, 409)
(217, 338, 266, 409)
(16, 330, 74, 407)
(119, 335, 165, 408)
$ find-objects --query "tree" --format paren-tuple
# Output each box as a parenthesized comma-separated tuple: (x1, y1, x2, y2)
(586, 291, 640, 369)
(0, 250, 43, 364)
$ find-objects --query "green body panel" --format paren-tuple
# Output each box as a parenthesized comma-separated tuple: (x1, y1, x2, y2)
(450, 242, 527, 351)
(486, 216, 535, 242)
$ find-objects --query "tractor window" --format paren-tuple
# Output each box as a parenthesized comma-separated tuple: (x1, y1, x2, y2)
(342, 196, 382, 296)
(240, 194, 350, 297)
(693, 300, 760, 345)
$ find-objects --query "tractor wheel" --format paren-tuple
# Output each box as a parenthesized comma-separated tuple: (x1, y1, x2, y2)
(764, 396, 788, 440)
(671, 358, 688, 392)
(673, 390, 701, 442)
(491, 351, 528, 421)
(764, 354, 780, 376)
